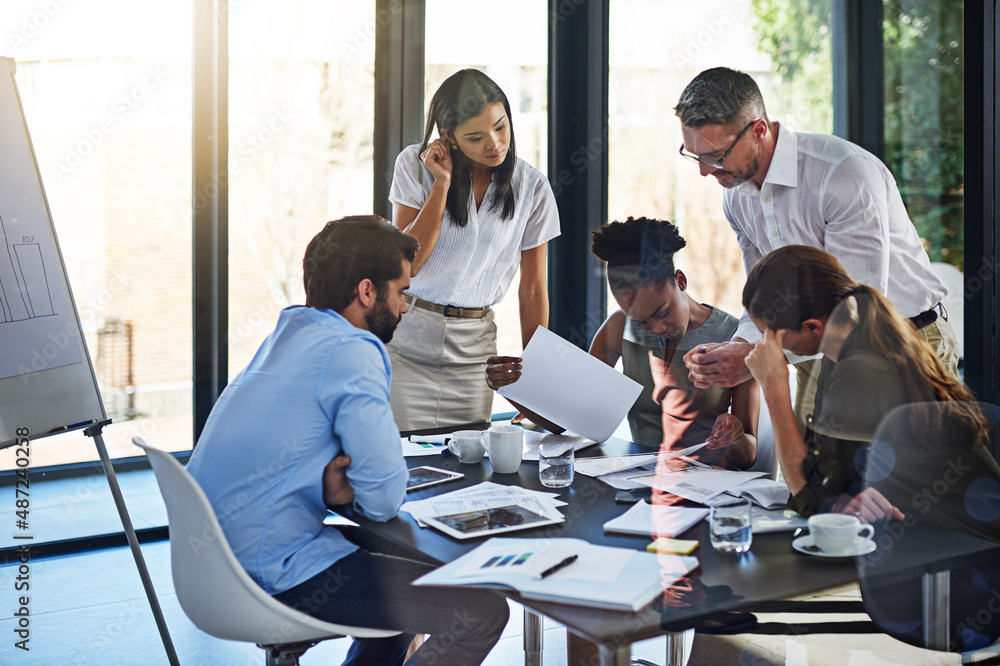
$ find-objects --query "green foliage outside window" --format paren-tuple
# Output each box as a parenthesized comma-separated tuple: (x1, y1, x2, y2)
(750, 0, 965, 271)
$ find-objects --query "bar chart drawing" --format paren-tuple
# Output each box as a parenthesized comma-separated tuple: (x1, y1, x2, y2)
(0, 214, 55, 324)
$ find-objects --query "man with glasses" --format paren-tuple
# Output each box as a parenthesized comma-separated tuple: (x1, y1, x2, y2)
(674, 67, 956, 425)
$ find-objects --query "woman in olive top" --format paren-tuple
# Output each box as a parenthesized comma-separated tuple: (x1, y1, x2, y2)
(488, 217, 758, 469)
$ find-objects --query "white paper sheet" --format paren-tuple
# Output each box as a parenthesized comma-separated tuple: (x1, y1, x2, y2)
(519, 430, 598, 461)
(497, 326, 643, 442)
(401, 481, 566, 526)
(574, 454, 658, 478)
(632, 468, 766, 503)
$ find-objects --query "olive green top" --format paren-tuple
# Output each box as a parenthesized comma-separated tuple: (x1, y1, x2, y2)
(620, 306, 738, 459)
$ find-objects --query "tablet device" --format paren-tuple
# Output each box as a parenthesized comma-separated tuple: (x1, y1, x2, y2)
(422, 503, 563, 540)
(406, 466, 464, 492)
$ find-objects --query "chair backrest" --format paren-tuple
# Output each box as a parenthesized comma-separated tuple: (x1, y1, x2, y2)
(134, 437, 397, 644)
(857, 402, 1000, 652)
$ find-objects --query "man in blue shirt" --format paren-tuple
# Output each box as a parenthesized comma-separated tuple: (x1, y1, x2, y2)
(187, 215, 509, 665)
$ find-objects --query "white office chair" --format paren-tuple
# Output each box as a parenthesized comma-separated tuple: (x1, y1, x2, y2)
(133, 437, 399, 666)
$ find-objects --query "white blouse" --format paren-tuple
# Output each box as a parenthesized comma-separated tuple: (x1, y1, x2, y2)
(388, 144, 560, 308)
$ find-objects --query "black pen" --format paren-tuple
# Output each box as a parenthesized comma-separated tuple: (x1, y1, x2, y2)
(538, 554, 578, 579)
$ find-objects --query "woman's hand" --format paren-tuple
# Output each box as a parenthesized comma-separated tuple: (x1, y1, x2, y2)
(832, 488, 905, 523)
(744, 329, 792, 398)
(485, 355, 522, 391)
(706, 413, 745, 450)
(420, 137, 454, 184)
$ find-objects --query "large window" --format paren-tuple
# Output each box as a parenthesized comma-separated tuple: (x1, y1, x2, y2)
(226, 1, 377, 377)
(0, 0, 192, 469)
(608, 0, 833, 322)
(883, 0, 965, 364)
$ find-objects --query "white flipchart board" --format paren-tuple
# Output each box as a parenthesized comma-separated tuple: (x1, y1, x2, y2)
(0, 57, 106, 448)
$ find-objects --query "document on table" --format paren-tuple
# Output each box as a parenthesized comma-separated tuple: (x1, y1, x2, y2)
(415, 537, 698, 611)
(401, 434, 451, 457)
(603, 500, 709, 538)
(401, 481, 566, 526)
(728, 477, 791, 509)
(575, 443, 712, 490)
(574, 453, 658, 478)
(632, 468, 766, 503)
(518, 430, 599, 461)
(497, 326, 642, 442)
(749, 505, 807, 533)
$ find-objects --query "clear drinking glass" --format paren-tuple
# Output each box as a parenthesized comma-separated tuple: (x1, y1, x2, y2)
(709, 497, 752, 553)
(538, 440, 574, 488)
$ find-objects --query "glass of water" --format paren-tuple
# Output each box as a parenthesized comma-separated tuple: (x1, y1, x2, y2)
(538, 439, 574, 488)
(709, 497, 752, 553)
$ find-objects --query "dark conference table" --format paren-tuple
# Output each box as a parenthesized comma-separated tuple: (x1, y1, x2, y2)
(345, 429, 999, 665)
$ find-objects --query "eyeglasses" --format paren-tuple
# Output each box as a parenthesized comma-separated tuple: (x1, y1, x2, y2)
(678, 120, 757, 170)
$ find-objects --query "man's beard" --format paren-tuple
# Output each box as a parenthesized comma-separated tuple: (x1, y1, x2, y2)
(715, 156, 760, 189)
(365, 293, 401, 343)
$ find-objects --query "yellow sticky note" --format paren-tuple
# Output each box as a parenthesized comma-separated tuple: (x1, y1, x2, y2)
(647, 537, 699, 555)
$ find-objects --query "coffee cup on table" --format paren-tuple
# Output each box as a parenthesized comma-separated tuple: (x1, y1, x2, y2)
(447, 430, 487, 464)
(486, 425, 523, 474)
(807, 513, 875, 555)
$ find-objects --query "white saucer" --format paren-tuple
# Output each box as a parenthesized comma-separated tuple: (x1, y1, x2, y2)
(792, 535, 876, 558)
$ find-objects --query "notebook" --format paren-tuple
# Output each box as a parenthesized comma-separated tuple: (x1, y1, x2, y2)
(602, 500, 708, 538)
(414, 536, 699, 612)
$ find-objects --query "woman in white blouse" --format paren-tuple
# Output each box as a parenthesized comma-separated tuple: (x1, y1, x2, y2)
(387, 69, 560, 431)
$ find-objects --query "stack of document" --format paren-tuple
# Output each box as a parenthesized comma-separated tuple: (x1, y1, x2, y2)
(727, 477, 791, 509)
(603, 500, 708, 538)
(632, 468, 766, 504)
(400, 429, 598, 460)
(574, 443, 710, 491)
(414, 536, 699, 612)
(402, 482, 567, 540)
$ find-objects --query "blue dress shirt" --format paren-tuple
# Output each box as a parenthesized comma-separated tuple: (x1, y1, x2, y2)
(186, 306, 407, 595)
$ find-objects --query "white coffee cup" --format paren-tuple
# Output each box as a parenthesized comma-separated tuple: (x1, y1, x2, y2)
(486, 425, 523, 474)
(447, 430, 486, 464)
(807, 513, 875, 554)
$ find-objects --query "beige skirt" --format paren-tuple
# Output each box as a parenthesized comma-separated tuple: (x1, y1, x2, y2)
(386, 306, 497, 432)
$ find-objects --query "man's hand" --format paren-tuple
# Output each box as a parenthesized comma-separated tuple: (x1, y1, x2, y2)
(683, 342, 754, 389)
(485, 355, 522, 391)
(705, 413, 745, 450)
(322, 455, 354, 507)
(832, 488, 904, 524)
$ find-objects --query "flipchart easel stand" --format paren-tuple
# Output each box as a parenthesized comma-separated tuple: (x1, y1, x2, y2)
(84, 420, 179, 666)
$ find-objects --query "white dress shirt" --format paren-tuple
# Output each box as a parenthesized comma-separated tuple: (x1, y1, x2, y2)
(389, 145, 561, 308)
(724, 125, 947, 342)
